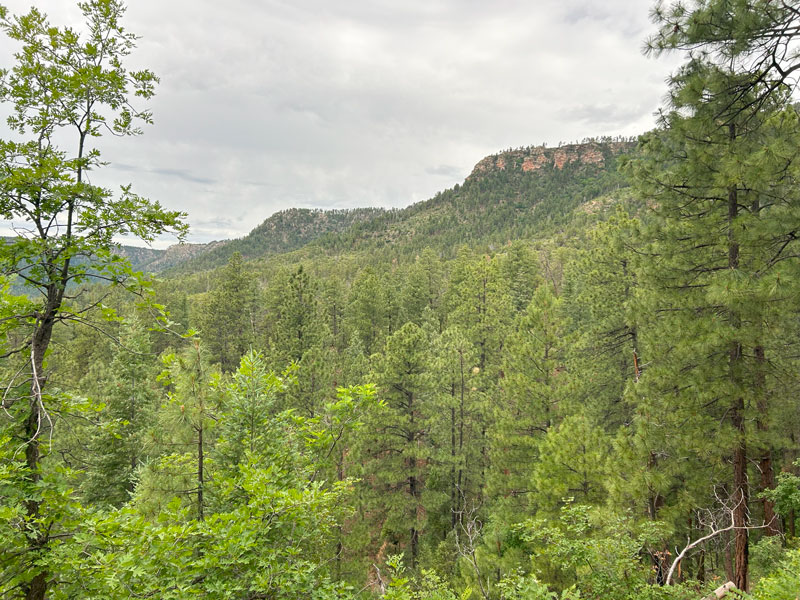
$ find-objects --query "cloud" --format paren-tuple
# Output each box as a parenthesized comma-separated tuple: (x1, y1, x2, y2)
(426, 165, 464, 178)
(110, 163, 217, 185)
(0, 0, 682, 245)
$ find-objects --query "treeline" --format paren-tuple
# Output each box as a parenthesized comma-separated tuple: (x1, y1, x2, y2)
(169, 207, 388, 273)
(4, 0, 800, 598)
(31, 212, 800, 597)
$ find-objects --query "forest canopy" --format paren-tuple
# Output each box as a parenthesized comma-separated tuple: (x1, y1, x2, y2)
(2, 1, 800, 599)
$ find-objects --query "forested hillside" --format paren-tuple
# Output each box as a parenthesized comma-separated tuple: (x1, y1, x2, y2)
(169, 207, 387, 273)
(2, 2, 800, 600)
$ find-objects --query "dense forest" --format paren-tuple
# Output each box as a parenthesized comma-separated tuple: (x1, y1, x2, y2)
(2, 1, 800, 599)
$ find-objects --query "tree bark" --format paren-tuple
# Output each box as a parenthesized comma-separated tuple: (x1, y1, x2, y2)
(23, 293, 61, 600)
(197, 422, 204, 521)
(753, 345, 780, 536)
(727, 146, 749, 591)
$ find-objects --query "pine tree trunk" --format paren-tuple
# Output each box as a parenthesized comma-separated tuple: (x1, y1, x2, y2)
(753, 345, 780, 536)
(409, 472, 419, 569)
(198, 423, 204, 521)
(450, 397, 457, 530)
(732, 403, 749, 591)
(726, 152, 749, 591)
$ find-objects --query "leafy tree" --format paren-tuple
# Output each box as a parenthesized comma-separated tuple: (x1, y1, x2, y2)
(39, 352, 375, 599)
(750, 546, 800, 600)
(517, 504, 692, 600)
(0, 2, 185, 597)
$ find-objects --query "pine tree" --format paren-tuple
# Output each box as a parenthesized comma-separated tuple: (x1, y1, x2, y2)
(136, 340, 218, 520)
(348, 267, 391, 355)
(359, 322, 434, 569)
(81, 320, 160, 506)
(196, 252, 258, 372)
(426, 326, 485, 545)
(489, 284, 566, 518)
(268, 264, 328, 367)
(626, 52, 800, 590)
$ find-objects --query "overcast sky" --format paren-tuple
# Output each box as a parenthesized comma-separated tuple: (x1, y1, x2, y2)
(0, 0, 681, 247)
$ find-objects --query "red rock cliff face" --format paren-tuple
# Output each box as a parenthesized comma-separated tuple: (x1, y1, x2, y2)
(469, 141, 633, 179)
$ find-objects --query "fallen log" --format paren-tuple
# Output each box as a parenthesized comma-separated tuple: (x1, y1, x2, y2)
(703, 581, 736, 600)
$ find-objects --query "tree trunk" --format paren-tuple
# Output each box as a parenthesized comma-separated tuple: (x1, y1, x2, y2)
(732, 417, 749, 591)
(197, 423, 204, 521)
(409, 473, 419, 569)
(753, 345, 780, 536)
(723, 527, 734, 583)
(23, 303, 59, 600)
(450, 397, 457, 530)
(727, 155, 749, 591)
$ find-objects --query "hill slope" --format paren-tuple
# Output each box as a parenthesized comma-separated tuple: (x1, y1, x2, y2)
(125, 138, 635, 276)
(307, 139, 635, 258)
(170, 207, 386, 273)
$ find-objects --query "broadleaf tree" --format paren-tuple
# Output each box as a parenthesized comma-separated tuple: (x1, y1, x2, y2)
(0, 2, 185, 598)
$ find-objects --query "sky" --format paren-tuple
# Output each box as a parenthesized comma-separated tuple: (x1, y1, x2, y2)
(0, 0, 682, 247)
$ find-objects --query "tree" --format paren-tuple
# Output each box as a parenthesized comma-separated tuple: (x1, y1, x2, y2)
(31, 352, 375, 600)
(488, 284, 566, 523)
(361, 321, 434, 569)
(196, 252, 258, 372)
(267, 264, 327, 367)
(80, 319, 161, 506)
(139, 340, 218, 521)
(0, 3, 184, 597)
(427, 326, 484, 544)
(647, 0, 800, 118)
(348, 266, 391, 355)
(628, 8, 800, 586)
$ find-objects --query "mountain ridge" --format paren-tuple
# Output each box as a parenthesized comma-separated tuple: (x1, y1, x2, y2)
(114, 138, 637, 274)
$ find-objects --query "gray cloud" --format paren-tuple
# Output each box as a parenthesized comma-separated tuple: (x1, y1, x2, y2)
(426, 165, 464, 178)
(0, 0, 683, 246)
(111, 163, 217, 185)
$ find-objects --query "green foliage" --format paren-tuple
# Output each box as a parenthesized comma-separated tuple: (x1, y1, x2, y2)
(5, 3, 800, 596)
(760, 460, 800, 529)
(171, 207, 386, 273)
(359, 321, 434, 568)
(0, 2, 185, 597)
(80, 319, 161, 506)
(517, 504, 692, 600)
(196, 252, 259, 372)
(380, 555, 471, 600)
(496, 571, 579, 600)
(749, 547, 800, 600)
(0, 0, 186, 289)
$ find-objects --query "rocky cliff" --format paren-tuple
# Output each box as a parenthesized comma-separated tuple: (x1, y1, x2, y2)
(468, 140, 635, 179)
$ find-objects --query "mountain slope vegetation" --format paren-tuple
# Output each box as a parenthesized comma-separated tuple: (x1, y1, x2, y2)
(3, 2, 800, 600)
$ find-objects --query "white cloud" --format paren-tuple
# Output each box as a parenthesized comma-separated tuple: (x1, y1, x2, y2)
(0, 0, 682, 246)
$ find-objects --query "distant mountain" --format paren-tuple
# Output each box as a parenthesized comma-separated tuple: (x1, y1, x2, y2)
(304, 139, 636, 259)
(163, 139, 637, 273)
(117, 241, 228, 273)
(168, 207, 386, 273)
(4, 139, 637, 278)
